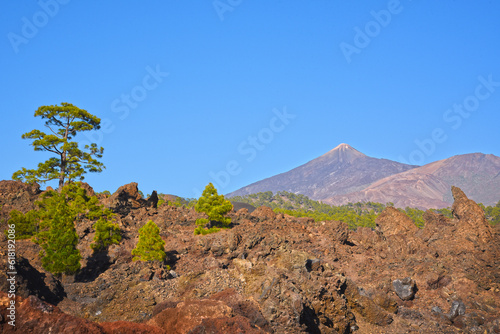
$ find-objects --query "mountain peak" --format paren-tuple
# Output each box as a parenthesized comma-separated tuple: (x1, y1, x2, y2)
(333, 143, 353, 150)
(321, 143, 366, 163)
(227, 143, 417, 199)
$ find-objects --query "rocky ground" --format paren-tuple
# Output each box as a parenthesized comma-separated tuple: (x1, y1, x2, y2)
(0, 180, 499, 333)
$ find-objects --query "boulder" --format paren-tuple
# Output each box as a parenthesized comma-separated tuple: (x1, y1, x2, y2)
(345, 280, 393, 326)
(305, 259, 323, 272)
(448, 300, 466, 320)
(392, 277, 417, 301)
(0, 256, 65, 305)
(146, 191, 159, 208)
(107, 182, 146, 215)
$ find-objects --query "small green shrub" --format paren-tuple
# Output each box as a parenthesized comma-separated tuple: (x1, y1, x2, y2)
(194, 183, 232, 235)
(132, 220, 166, 262)
(90, 218, 121, 252)
(6, 209, 38, 240)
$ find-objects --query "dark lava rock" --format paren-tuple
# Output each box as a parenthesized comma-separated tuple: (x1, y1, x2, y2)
(305, 259, 323, 272)
(345, 279, 393, 326)
(393, 277, 417, 301)
(106, 182, 146, 216)
(448, 300, 466, 320)
(146, 190, 159, 208)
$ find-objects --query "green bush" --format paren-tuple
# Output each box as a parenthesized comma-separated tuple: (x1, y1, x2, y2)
(91, 218, 121, 252)
(132, 220, 166, 262)
(194, 183, 232, 235)
(6, 209, 38, 240)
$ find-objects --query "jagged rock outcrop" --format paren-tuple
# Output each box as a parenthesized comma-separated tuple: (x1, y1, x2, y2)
(146, 190, 159, 208)
(104, 182, 144, 215)
(250, 206, 276, 221)
(451, 186, 493, 244)
(104, 182, 158, 215)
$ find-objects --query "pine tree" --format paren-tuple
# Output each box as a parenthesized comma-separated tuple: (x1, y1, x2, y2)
(132, 220, 166, 262)
(12, 103, 104, 190)
(35, 187, 81, 275)
(39, 205, 81, 275)
(194, 183, 233, 235)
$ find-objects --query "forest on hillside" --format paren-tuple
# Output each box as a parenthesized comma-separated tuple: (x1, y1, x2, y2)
(230, 191, 500, 230)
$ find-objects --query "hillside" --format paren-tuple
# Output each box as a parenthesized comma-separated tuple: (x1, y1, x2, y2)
(1, 181, 500, 333)
(325, 153, 500, 209)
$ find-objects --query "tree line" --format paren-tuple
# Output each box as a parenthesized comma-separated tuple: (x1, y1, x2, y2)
(230, 191, 499, 229)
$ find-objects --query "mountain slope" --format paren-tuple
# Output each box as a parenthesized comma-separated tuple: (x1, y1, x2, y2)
(228, 143, 417, 199)
(324, 153, 500, 209)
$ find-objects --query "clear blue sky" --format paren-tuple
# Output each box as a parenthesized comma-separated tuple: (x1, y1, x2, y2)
(1, 1, 499, 198)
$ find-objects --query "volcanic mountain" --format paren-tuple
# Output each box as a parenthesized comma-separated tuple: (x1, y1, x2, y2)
(228, 143, 417, 199)
(324, 153, 500, 209)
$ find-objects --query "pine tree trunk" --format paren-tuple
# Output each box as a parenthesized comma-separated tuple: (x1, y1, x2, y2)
(59, 152, 66, 191)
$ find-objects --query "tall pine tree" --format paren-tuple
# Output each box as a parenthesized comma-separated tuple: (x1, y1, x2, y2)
(13, 103, 104, 190)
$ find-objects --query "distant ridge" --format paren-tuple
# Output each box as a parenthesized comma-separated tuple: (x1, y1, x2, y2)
(228, 144, 500, 209)
(227, 144, 417, 199)
(324, 153, 500, 209)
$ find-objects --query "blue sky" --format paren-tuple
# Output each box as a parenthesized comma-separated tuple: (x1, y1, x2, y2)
(1, 1, 500, 198)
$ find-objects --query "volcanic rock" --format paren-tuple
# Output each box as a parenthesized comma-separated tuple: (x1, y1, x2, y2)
(106, 182, 146, 215)
(448, 300, 466, 320)
(146, 190, 159, 208)
(451, 186, 493, 244)
(345, 280, 394, 326)
(3, 291, 169, 333)
(392, 277, 417, 301)
(376, 207, 417, 237)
